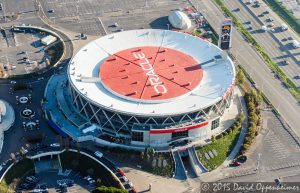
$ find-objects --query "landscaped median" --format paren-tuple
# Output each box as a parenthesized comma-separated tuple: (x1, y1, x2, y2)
(214, 0, 300, 100)
(195, 113, 245, 171)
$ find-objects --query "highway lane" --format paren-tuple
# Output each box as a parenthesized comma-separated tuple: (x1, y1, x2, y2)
(189, 0, 300, 137)
(224, 0, 300, 87)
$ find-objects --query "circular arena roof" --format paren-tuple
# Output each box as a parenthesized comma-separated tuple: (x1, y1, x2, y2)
(68, 29, 235, 116)
(99, 46, 203, 102)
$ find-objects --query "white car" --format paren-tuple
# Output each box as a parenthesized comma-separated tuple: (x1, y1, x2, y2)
(50, 143, 60, 147)
(10, 81, 16, 84)
(94, 151, 103, 158)
(88, 179, 96, 184)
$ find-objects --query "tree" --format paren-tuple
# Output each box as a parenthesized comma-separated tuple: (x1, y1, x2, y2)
(237, 69, 245, 84)
(237, 112, 245, 123)
(242, 143, 251, 151)
(247, 102, 256, 113)
(211, 135, 216, 142)
(149, 148, 155, 159)
(256, 90, 263, 108)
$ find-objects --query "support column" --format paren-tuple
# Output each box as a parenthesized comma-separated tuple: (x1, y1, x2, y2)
(57, 154, 62, 170)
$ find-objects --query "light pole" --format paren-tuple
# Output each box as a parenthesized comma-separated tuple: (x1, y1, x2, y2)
(76, 5, 79, 17)
(3, 0, 6, 22)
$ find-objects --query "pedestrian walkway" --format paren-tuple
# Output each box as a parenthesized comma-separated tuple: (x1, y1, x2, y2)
(43, 75, 86, 139)
(188, 146, 208, 175)
(123, 167, 188, 193)
(173, 151, 187, 180)
(0, 100, 15, 153)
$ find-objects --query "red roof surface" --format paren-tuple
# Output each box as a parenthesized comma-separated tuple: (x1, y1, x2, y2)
(99, 46, 203, 101)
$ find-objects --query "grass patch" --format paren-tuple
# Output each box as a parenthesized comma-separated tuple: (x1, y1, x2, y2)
(196, 127, 241, 171)
(59, 151, 122, 189)
(263, 0, 300, 34)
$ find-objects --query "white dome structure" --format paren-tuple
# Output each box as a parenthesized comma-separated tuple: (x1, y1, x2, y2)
(0, 100, 6, 117)
(67, 29, 236, 147)
(168, 11, 192, 30)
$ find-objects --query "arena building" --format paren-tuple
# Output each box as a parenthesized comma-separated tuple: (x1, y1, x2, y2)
(67, 29, 236, 147)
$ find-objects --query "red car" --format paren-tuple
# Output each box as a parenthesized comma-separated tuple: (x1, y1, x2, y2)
(233, 161, 241, 166)
(131, 187, 137, 193)
(117, 168, 126, 176)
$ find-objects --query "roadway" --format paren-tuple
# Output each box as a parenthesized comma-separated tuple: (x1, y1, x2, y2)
(189, 0, 300, 138)
(223, 0, 300, 88)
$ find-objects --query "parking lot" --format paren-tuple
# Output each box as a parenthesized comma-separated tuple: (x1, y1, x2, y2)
(17, 170, 92, 193)
(0, 29, 50, 77)
(40, 0, 192, 35)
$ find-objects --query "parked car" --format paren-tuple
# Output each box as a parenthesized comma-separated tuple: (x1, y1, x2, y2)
(274, 177, 282, 187)
(84, 175, 92, 181)
(88, 179, 96, 184)
(284, 60, 290, 65)
(237, 155, 247, 163)
(268, 23, 274, 27)
(117, 168, 126, 176)
(50, 143, 60, 147)
(94, 151, 103, 158)
(232, 161, 241, 166)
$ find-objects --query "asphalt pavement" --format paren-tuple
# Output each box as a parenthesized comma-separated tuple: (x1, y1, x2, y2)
(0, 0, 73, 165)
(224, 0, 300, 88)
(190, 0, 300, 139)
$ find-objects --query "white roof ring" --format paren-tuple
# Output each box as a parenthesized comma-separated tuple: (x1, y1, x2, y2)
(68, 29, 235, 117)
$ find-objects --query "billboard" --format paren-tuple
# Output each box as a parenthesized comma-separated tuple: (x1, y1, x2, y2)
(219, 19, 233, 50)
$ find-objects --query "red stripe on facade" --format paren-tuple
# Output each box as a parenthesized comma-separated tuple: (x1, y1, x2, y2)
(149, 121, 208, 134)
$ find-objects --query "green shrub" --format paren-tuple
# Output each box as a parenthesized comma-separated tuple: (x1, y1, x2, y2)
(211, 135, 216, 142)
(237, 69, 245, 84)
(92, 186, 127, 193)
